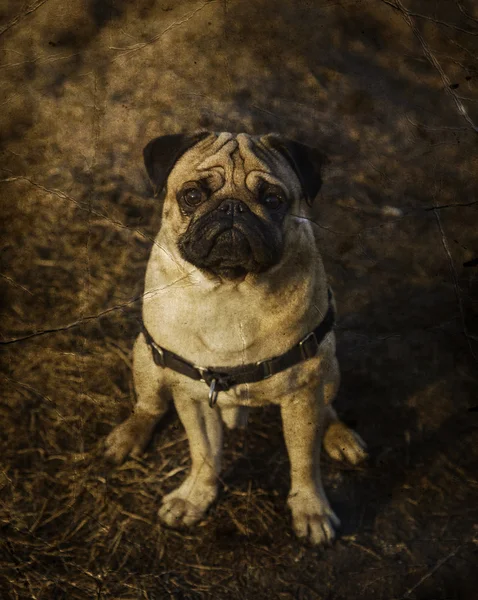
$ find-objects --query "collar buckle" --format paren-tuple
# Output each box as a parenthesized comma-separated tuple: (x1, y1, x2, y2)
(196, 366, 210, 383)
(256, 359, 273, 379)
(208, 378, 219, 408)
(150, 341, 165, 368)
(299, 331, 319, 360)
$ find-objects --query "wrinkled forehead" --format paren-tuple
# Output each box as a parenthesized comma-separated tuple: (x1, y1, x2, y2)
(167, 132, 302, 197)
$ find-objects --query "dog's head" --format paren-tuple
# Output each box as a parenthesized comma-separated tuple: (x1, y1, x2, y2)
(143, 132, 326, 280)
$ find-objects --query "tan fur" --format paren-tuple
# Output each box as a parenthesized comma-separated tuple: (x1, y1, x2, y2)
(105, 132, 367, 545)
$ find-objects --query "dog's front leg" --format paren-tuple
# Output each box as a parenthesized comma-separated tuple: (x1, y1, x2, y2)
(281, 384, 340, 545)
(159, 396, 223, 528)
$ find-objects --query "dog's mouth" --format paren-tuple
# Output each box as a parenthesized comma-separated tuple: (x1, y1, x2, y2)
(212, 226, 250, 254)
(178, 213, 283, 278)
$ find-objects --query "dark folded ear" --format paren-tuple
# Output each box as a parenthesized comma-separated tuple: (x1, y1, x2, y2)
(143, 131, 210, 195)
(265, 135, 328, 205)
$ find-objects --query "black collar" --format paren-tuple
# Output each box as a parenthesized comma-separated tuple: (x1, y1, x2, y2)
(142, 288, 335, 408)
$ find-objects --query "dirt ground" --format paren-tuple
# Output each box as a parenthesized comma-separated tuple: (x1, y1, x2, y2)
(1, 0, 478, 598)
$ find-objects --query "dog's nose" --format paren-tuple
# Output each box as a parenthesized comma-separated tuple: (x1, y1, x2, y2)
(218, 198, 249, 216)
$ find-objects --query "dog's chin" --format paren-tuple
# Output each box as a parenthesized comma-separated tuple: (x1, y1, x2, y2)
(178, 225, 282, 280)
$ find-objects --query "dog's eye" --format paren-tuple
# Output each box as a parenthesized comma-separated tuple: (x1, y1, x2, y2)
(183, 187, 203, 206)
(262, 193, 283, 210)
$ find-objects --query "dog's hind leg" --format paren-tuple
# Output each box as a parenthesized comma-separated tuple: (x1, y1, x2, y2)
(322, 406, 367, 466)
(321, 358, 367, 466)
(105, 332, 170, 464)
(220, 406, 249, 430)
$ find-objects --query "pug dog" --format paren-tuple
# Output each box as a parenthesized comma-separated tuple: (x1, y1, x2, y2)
(105, 132, 367, 545)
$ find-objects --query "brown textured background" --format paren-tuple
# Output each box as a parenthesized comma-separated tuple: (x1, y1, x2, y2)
(1, 1, 477, 598)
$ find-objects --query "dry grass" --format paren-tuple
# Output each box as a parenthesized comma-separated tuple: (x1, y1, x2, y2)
(1, 0, 478, 598)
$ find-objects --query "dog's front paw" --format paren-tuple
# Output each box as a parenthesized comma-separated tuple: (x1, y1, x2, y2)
(158, 478, 217, 528)
(104, 412, 159, 464)
(288, 489, 340, 545)
(323, 421, 367, 465)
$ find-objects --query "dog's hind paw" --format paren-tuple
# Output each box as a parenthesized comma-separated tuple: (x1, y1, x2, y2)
(104, 411, 160, 465)
(323, 421, 367, 465)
